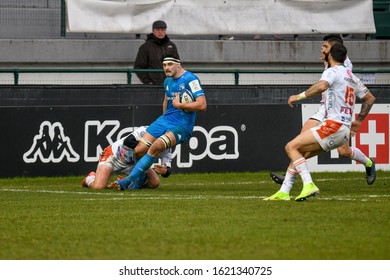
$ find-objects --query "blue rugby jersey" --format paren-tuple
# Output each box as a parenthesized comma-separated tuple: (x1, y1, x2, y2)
(163, 71, 205, 131)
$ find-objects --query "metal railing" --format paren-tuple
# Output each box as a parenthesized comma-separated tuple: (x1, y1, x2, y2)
(0, 68, 389, 86)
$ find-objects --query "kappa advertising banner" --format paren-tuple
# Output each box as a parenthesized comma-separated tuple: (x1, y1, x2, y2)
(65, 0, 376, 35)
(302, 104, 390, 172)
(2, 106, 157, 177)
(4, 103, 388, 178)
(1, 105, 302, 177)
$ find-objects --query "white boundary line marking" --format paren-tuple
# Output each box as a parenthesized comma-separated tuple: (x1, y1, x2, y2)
(0, 188, 121, 195)
(1, 187, 389, 202)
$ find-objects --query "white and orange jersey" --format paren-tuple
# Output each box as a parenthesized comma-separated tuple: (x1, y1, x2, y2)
(111, 126, 172, 167)
(319, 56, 353, 104)
(313, 57, 353, 122)
(320, 65, 369, 126)
(111, 126, 147, 165)
(100, 126, 173, 174)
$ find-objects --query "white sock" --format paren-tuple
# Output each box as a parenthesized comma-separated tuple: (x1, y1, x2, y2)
(280, 168, 299, 193)
(293, 158, 313, 185)
(86, 175, 95, 187)
(350, 147, 370, 166)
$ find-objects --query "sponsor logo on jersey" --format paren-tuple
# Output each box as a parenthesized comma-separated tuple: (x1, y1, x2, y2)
(189, 79, 202, 93)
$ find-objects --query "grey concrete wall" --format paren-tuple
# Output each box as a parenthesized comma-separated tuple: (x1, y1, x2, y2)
(0, 39, 389, 69)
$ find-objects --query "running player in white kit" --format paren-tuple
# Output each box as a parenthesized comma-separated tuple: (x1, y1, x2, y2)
(264, 44, 376, 202)
(269, 34, 376, 188)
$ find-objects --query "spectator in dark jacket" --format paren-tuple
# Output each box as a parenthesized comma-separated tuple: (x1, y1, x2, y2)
(134, 20, 179, 85)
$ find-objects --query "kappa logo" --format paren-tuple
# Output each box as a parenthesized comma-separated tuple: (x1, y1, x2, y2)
(173, 125, 239, 168)
(84, 120, 133, 162)
(23, 121, 80, 163)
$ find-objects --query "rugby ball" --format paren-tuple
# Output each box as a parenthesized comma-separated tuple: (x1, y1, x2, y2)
(180, 89, 194, 112)
(181, 89, 194, 104)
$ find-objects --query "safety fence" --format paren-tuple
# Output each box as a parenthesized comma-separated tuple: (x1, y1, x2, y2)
(0, 68, 389, 86)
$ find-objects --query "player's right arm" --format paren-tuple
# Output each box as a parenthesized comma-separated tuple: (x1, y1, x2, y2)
(288, 80, 329, 108)
(153, 164, 171, 177)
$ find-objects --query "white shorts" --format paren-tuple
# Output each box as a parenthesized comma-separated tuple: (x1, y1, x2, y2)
(311, 120, 350, 152)
(97, 146, 133, 175)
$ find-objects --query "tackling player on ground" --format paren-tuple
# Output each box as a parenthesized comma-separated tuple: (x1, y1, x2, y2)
(81, 126, 172, 190)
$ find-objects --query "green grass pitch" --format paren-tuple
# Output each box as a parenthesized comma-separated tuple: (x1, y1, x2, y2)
(0, 171, 389, 260)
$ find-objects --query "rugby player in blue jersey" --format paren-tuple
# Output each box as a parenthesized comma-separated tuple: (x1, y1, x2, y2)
(111, 54, 207, 190)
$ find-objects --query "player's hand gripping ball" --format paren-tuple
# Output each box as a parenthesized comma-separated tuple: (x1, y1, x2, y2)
(180, 89, 194, 113)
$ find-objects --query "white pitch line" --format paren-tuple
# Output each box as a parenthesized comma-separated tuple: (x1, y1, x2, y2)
(1, 180, 390, 203)
(316, 176, 390, 182)
(81, 194, 264, 201)
(81, 195, 389, 202)
(175, 176, 390, 185)
(5, 188, 384, 203)
(0, 188, 122, 196)
(0, 188, 262, 199)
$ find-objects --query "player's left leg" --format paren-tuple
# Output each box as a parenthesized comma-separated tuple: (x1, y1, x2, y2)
(269, 118, 322, 185)
(82, 165, 113, 190)
(82, 146, 115, 190)
(285, 129, 323, 201)
(264, 166, 298, 201)
(81, 171, 96, 188)
(89, 165, 113, 189)
(295, 121, 351, 201)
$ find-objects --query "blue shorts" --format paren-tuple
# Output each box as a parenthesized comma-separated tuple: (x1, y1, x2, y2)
(146, 115, 193, 145)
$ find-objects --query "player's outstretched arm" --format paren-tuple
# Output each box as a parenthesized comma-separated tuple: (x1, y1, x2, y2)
(288, 80, 329, 108)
